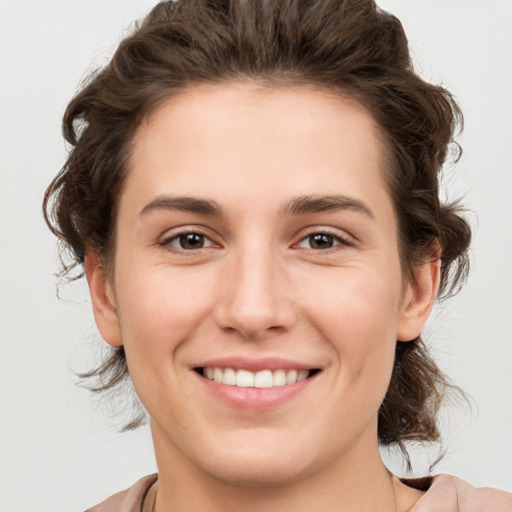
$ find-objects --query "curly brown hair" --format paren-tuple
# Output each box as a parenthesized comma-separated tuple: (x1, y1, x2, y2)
(43, 0, 470, 462)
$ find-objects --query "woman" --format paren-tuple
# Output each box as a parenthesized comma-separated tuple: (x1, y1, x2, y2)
(43, 0, 512, 510)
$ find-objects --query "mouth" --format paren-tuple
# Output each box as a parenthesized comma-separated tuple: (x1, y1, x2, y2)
(195, 367, 321, 388)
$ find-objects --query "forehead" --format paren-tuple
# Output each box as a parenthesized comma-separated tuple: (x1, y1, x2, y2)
(127, 82, 389, 204)
(126, 82, 392, 222)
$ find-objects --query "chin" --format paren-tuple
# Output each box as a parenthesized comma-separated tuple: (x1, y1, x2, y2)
(191, 435, 327, 489)
(201, 458, 309, 489)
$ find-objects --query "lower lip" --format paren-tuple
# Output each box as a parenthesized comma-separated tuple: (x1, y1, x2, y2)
(195, 372, 319, 410)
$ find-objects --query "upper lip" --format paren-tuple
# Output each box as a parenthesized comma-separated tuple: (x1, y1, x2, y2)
(192, 357, 321, 373)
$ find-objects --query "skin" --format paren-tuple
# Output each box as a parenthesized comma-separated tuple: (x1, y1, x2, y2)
(86, 82, 442, 511)
(410, 474, 512, 512)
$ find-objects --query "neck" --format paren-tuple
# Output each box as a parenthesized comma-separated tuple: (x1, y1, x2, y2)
(150, 420, 422, 512)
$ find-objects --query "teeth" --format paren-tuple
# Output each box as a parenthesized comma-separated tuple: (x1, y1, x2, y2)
(286, 369, 297, 385)
(236, 369, 254, 388)
(213, 367, 223, 383)
(223, 367, 237, 385)
(202, 367, 313, 387)
(254, 370, 273, 388)
(272, 369, 286, 387)
(297, 370, 309, 382)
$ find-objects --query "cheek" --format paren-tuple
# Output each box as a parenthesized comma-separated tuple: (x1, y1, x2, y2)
(114, 264, 218, 353)
(301, 267, 401, 393)
(302, 264, 402, 339)
(113, 266, 220, 417)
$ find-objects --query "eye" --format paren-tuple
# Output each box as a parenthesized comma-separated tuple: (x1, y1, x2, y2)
(297, 232, 351, 250)
(164, 232, 215, 251)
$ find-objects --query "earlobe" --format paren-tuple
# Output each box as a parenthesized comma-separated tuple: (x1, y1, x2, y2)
(397, 258, 441, 342)
(84, 250, 123, 347)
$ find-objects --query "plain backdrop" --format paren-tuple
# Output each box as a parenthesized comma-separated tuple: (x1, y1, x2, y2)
(1, 1, 511, 510)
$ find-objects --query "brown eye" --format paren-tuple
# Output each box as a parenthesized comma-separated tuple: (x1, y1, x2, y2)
(166, 232, 213, 251)
(308, 234, 336, 249)
(297, 232, 352, 250)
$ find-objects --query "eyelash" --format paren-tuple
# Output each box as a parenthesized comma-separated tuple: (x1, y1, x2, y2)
(160, 230, 216, 254)
(295, 229, 354, 252)
(160, 228, 354, 254)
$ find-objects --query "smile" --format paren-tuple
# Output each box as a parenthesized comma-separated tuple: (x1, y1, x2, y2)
(201, 367, 315, 388)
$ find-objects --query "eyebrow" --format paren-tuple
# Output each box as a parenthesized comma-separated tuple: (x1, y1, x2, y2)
(280, 194, 375, 219)
(138, 193, 374, 220)
(139, 195, 224, 217)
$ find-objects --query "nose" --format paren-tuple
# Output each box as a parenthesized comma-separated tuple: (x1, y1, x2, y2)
(213, 244, 296, 341)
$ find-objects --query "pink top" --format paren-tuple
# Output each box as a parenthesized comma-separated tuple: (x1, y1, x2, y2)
(85, 474, 158, 512)
(84, 474, 433, 511)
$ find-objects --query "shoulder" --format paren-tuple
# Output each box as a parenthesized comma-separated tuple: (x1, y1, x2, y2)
(84, 474, 158, 512)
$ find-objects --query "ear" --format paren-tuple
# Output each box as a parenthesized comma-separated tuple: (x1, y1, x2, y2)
(397, 257, 441, 342)
(84, 250, 123, 347)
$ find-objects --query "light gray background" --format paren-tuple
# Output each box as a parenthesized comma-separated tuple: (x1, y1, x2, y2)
(1, 1, 511, 510)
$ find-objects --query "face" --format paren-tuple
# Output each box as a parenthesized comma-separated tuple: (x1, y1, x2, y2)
(87, 83, 437, 487)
